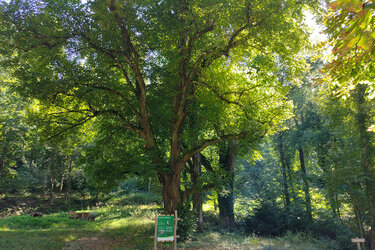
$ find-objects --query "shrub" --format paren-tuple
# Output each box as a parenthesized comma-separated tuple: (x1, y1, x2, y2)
(176, 203, 196, 241)
(307, 218, 355, 250)
(244, 201, 286, 236)
(111, 192, 162, 206)
(243, 201, 356, 249)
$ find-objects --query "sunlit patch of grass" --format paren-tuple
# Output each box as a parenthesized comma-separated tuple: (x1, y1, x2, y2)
(179, 231, 339, 249)
(0, 226, 10, 231)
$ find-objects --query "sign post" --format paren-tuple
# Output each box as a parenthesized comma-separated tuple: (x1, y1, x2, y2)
(152, 210, 178, 250)
(351, 238, 365, 250)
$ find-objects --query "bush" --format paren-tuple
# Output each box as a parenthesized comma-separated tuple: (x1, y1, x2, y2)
(243, 201, 356, 249)
(113, 192, 161, 206)
(307, 218, 355, 250)
(176, 203, 196, 241)
(244, 201, 287, 236)
(117, 178, 141, 195)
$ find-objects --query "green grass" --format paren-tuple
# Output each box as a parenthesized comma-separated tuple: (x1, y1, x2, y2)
(178, 232, 340, 249)
(0, 213, 100, 249)
(0, 194, 158, 250)
(0, 194, 342, 250)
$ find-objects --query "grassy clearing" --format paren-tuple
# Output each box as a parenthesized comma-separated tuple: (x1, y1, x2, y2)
(0, 194, 342, 249)
(179, 232, 340, 249)
(0, 194, 159, 250)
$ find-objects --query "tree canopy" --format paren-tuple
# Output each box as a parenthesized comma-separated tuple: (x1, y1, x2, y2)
(0, 0, 319, 212)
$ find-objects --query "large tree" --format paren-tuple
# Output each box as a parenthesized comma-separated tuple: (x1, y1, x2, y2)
(0, 0, 317, 213)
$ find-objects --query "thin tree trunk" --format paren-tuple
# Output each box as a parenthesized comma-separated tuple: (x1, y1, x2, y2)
(191, 153, 203, 232)
(350, 193, 365, 239)
(335, 195, 341, 219)
(0, 145, 8, 179)
(298, 145, 312, 221)
(59, 177, 64, 194)
(278, 134, 290, 208)
(65, 160, 73, 201)
(285, 154, 295, 199)
(218, 140, 236, 229)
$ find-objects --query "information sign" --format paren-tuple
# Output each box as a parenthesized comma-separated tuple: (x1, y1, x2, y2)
(152, 210, 178, 250)
(157, 215, 174, 241)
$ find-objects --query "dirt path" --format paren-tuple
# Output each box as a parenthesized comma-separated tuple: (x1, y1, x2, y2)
(62, 229, 131, 250)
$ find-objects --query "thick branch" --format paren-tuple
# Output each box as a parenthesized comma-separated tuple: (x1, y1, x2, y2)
(97, 109, 144, 137)
(108, 0, 157, 148)
(83, 84, 139, 116)
(48, 115, 94, 140)
(182, 132, 247, 163)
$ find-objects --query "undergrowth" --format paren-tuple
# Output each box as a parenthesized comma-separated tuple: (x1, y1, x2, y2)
(0, 192, 346, 249)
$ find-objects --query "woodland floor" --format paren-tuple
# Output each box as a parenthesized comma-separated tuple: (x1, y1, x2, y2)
(0, 194, 342, 250)
(0, 194, 95, 217)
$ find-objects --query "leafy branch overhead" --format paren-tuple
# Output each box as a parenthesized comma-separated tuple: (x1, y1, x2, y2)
(324, 0, 375, 85)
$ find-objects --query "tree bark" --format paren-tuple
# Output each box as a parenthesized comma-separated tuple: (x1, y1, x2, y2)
(298, 145, 312, 221)
(191, 153, 203, 232)
(160, 171, 182, 214)
(350, 193, 365, 239)
(218, 140, 236, 229)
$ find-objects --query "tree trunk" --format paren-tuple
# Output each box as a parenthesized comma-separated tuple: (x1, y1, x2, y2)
(191, 153, 203, 232)
(285, 153, 295, 200)
(317, 147, 338, 217)
(298, 145, 312, 221)
(65, 160, 73, 201)
(0, 145, 8, 179)
(160, 171, 182, 214)
(148, 177, 151, 193)
(350, 193, 365, 239)
(59, 177, 64, 194)
(278, 134, 290, 208)
(354, 84, 375, 249)
(218, 140, 236, 229)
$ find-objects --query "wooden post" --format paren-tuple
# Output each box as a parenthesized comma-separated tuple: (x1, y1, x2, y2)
(152, 210, 179, 250)
(154, 210, 158, 250)
(352, 238, 365, 250)
(174, 210, 178, 250)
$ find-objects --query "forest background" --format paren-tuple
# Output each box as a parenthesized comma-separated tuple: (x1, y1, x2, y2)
(1, 0, 375, 249)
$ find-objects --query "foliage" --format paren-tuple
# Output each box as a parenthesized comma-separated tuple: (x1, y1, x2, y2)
(176, 201, 197, 241)
(324, 0, 375, 92)
(244, 201, 287, 237)
(0, 0, 321, 212)
(0, 78, 29, 184)
(243, 201, 355, 249)
(109, 192, 162, 207)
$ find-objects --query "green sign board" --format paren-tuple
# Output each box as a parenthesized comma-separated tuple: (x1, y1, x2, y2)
(157, 215, 174, 241)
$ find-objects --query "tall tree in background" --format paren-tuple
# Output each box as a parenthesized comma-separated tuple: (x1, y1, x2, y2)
(0, 76, 28, 183)
(0, 0, 318, 213)
(353, 84, 375, 248)
(277, 132, 290, 209)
